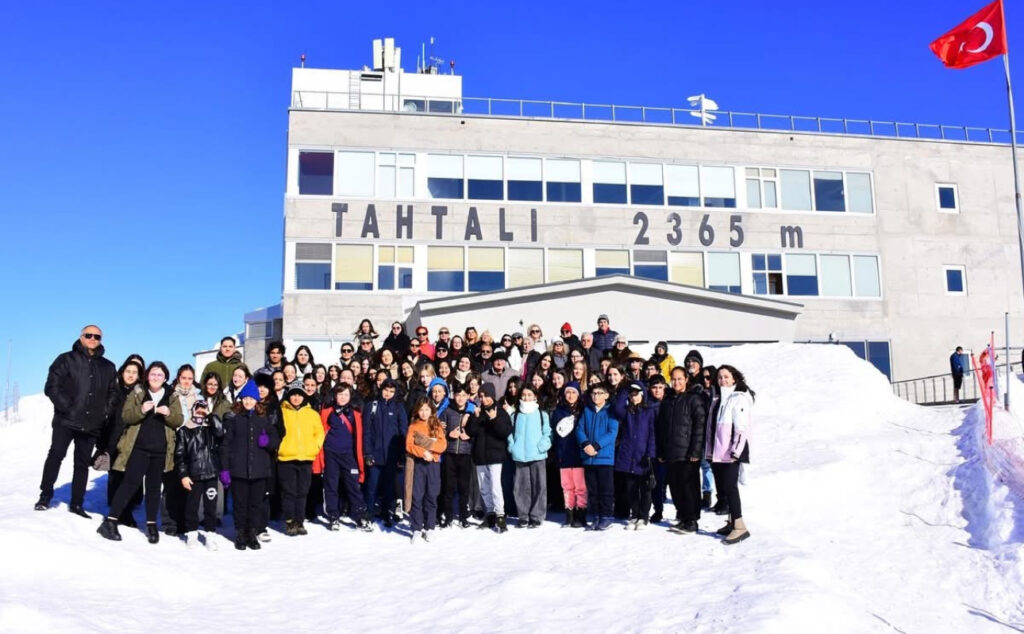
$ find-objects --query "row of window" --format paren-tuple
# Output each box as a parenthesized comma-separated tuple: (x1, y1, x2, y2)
(295, 150, 879, 213)
(293, 243, 883, 298)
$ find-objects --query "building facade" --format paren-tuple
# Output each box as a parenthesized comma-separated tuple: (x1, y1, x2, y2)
(245, 39, 1024, 381)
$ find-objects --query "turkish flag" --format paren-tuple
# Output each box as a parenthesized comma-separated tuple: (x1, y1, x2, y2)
(930, 0, 1007, 69)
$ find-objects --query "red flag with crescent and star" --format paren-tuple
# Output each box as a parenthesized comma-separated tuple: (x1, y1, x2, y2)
(930, 0, 1007, 69)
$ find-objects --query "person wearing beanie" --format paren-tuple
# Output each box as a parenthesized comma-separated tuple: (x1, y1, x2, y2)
(278, 386, 325, 537)
(553, 381, 586, 528)
(610, 335, 634, 367)
(680, 349, 714, 510)
(656, 368, 707, 535)
(559, 322, 582, 353)
(467, 382, 513, 532)
(683, 350, 704, 379)
(649, 341, 676, 381)
(615, 383, 657, 530)
(173, 399, 226, 549)
(591, 315, 619, 354)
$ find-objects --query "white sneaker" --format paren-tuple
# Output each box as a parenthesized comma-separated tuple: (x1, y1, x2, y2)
(330, 519, 342, 532)
(200, 531, 219, 551)
(185, 533, 198, 549)
(625, 519, 638, 530)
(635, 519, 648, 531)
(257, 531, 271, 543)
(421, 530, 430, 543)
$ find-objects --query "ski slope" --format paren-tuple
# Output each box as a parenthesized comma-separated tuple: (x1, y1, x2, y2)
(1, 344, 1022, 633)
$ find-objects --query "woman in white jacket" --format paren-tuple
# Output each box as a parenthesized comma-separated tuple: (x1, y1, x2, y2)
(708, 364, 753, 545)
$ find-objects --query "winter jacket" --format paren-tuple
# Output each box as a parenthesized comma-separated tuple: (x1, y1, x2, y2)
(551, 404, 583, 469)
(278, 401, 326, 462)
(482, 367, 513, 402)
(709, 388, 752, 464)
(44, 340, 118, 436)
(174, 415, 225, 480)
(508, 409, 552, 463)
(441, 404, 475, 455)
(406, 419, 447, 462)
(610, 385, 630, 423)
(221, 408, 281, 480)
(950, 352, 965, 377)
(318, 407, 366, 483)
(582, 346, 603, 373)
(115, 385, 184, 472)
(427, 377, 450, 417)
(362, 396, 410, 467)
(200, 391, 232, 420)
(649, 353, 677, 381)
(591, 328, 619, 353)
(655, 390, 708, 463)
(383, 332, 411, 359)
(201, 352, 249, 395)
(102, 381, 136, 458)
(466, 408, 513, 465)
(576, 404, 618, 467)
(615, 403, 657, 475)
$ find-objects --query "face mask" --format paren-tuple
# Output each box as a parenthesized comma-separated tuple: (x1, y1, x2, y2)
(519, 400, 539, 415)
(719, 385, 736, 400)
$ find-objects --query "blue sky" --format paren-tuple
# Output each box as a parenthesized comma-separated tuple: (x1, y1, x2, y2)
(0, 0, 1018, 395)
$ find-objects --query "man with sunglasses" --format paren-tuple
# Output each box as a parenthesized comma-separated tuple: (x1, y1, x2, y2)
(36, 325, 118, 516)
(414, 326, 435, 361)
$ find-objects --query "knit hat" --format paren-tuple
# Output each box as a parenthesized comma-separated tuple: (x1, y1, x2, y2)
(254, 372, 274, 390)
(597, 314, 609, 322)
(435, 342, 449, 352)
(480, 383, 497, 400)
(656, 341, 668, 352)
(238, 379, 260, 401)
(381, 378, 398, 390)
(285, 386, 306, 402)
(615, 334, 628, 344)
(561, 322, 573, 333)
(512, 332, 524, 339)
(564, 381, 581, 394)
(684, 349, 704, 367)
(358, 334, 373, 343)
(491, 350, 507, 361)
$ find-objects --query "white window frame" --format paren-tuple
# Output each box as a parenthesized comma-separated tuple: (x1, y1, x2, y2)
(935, 183, 959, 213)
(943, 265, 967, 296)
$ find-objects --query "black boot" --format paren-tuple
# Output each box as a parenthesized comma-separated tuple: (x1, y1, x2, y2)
(34, 495, 51, 511)
(479, 513, 495, 529)
(97, 518, 122, 541)
(234, 531, 247, 550)
(145, 523, 159, 544)
(702, 491, 712, 510)
(572, 507, 587, 528)
(563, 508, 574, 527)
(650, 509, 663, 523)
(246, 529, 261, 550)
(296, 520, 308, 536)
(68, 504, 91, 519)
(496, 514, 508, 533)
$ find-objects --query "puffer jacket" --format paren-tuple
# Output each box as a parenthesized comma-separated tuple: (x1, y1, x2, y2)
(576, 404, 618, 467)
(362, 396, 409, 467)
(221, 408, 281, 479)
(655, 389, 708, 463)
(508, 409, 552, 463)
(174, 415, 225, 480)
(614, 402, 657, 475)
(466, 408, 512, 465)
(442, 403, 476, 455)
(709, 387, 752, 464)
(278, 400, 325, 462)
(551, 403, 583, 469)
(44, 340, 118, 436)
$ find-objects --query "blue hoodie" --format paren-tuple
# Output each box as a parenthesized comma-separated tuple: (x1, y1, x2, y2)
(428, 377, 450, 418)
(576, 404, 619, 467)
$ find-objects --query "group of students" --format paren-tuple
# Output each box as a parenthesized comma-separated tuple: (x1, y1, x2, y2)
(36, 316, 753, 550)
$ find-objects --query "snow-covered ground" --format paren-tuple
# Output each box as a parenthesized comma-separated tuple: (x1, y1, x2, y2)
(2, 343, 1023, 633)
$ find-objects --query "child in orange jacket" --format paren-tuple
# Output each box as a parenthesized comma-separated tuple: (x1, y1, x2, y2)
(405, 397, 447, 542)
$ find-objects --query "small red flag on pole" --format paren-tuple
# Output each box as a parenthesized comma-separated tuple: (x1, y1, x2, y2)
(930, 0, 1007, 69)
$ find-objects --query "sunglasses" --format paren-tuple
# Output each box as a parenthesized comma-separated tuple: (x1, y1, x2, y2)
(83, 333, 102, 341)
(481, 349, 492, 354)
(530, 330, 540, 334)
(439, 330, 449, 335)
(416, 332, 428, 336)
(342, 349, 353, 353)
(616, 341, 626, 345)
(410, 343, 420, 348)
(392, 326, 402, 330)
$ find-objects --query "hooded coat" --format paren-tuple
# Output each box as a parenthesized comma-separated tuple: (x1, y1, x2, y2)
(648, 341, 677, 381)
(44, 340, 118, 436)
(614, 397, 658, 475)
(279, 398, 326, 462)
(428, 377, 450, 418)
(363, 394, 410, 466)
(201, 351, 250, 394)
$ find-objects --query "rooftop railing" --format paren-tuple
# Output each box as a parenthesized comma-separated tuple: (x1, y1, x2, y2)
(292, 90, 1024, 145)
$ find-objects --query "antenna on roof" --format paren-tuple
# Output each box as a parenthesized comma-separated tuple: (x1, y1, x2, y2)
(300, 53, 306, 69)
(687, 94, 719, 127)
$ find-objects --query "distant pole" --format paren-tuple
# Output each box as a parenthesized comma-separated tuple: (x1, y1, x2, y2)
(3, 339, 10, 423)
(1007, 311, 1012, 408)
(1003, 51, 1024, 324)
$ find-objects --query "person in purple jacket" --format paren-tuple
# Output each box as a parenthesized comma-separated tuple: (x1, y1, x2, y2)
(615, 383, 657, 530)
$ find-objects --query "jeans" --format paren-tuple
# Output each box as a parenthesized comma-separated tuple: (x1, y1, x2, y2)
(39, 424, 95, 507)
(476, 463, 504, 516)
(701, 459, 713, 494)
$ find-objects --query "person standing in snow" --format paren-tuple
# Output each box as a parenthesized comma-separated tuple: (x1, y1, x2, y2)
(201, 337, 250, 394)
(615, 383, 657, 530)
(94, 358, 145, 525)
(656, 367, 707, 534)
(173, 400, 225, 549)
(508, 384, 553, 528)
(37, 325, 119, 516)
(405, 398, 447, 542)
(466, 383, 513, 532)
(320, 384, 370, 531)
(439, 382, 476, 528)
(278, 386, 325, 537)
(708, 365, 753, 545)
(681, 350, 715, 512)
(553, 381, 587, 528)
(950, 346, 965, 403)
(577, 382, 619, 531)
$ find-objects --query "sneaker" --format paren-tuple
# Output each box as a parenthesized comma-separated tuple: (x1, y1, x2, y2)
(635, 519, 649, 531)
(357, 518, 374, 533)
(459, 520, 471, 529)
(625, 519, 639, 530)
(34, 496, 51, 511)
(516, 518, 529, 529)
(257, 531, 271, 543)
(68, 505, 91, 519)
(200, 531, 218, 551)
(420, 530, 430, 543)
(296, 521, 308, 536)
(527, 520, 540, 529)
(496, 515, 508, 533)
(97, 518, 122, 541)
(596, 517, 613, 531)
(383, 514, 394, 529)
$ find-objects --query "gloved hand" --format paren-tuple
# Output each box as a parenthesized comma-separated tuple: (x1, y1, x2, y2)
(258, 429, 270, 448)
(220, 470, 231, 487)
(639, 456, 651, 470)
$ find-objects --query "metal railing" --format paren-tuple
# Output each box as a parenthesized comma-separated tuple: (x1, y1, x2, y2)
(291, 91, 1024, 145)
(891, 361, 1022, 406)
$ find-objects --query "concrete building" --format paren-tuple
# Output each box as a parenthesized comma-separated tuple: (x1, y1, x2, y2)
(239, 38, 1024, 381)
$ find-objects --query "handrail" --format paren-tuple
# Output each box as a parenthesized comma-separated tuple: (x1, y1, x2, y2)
(891, 361, 1022, 406)
(290, 91, 1024, 145)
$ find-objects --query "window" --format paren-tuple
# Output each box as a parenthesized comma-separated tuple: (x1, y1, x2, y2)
(820, 255, 853, 297)
(701, 166, 736, 208)
(508, 248, 544, 287)
(786, 253, 819, 296)
(847, 173, 873, 213)
(708, 252, 741, 293)
(336, 151, 374, 197)
(467, 155, 503, 200)
(853, 256, 881, 297)
(633, 250, 668, 281)
(378, 245, 413, 290)
(745, 167, 778, 209)
(468, 247, 505, 291)
(944, 265, 966, 295)
(780, 169, 812, 211)
(665, 165, 700, 207)
(298, 151, 333, 195)
(630, 163, 664, 206)
(813, 171, 845, 212)
(295, 243, 331, 290)
(595, 250, 630, 277)
(428, 100, 455, 113)
(669, 252, 704, 286)
(427, 247, 465, 291)
(867, 341, 892, 379)
(546, 159, 582, 202)
(427, 154, 464, 199)
(752, 253, 784, 295)
(548, 249, 583, 282)
(377, 153, 415, 198)
(592, 161, 627, 204)
(402, 99, 425, 112)
(508, 157, 543, 201)
(937, 184, 959, 212)
(334, 245, 373, 290)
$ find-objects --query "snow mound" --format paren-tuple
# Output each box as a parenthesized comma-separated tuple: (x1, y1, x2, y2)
(2, 343, 1023, 633)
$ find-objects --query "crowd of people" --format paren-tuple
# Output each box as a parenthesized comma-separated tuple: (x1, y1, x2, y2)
(35, 316, 754, 550)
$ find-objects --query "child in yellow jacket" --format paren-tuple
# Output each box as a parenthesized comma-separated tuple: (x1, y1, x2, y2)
(279, 387, 325, 536)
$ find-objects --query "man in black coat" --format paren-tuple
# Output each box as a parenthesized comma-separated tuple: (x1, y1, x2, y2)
(655, 366, 708, 533)
(37, 325, 118, 517)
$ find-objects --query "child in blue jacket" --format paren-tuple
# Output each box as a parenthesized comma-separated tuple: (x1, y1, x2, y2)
(576, 381, 619, 531)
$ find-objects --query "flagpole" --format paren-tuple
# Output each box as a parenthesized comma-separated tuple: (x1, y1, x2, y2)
(1004, 48, 1024, 407)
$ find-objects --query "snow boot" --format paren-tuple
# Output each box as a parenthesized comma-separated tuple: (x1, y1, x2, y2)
(572, 507, 587, 528)
(357, 517, 374, 532)
(68, 504, 91, 519)
(496, 515, 508, 533)
(296, 521, 308, 536)
(723, 518, 750, 545)
(716, 520, 734, 536)
(712, 499, 730, 516)
(234, 533, 247, 550)
(420, 530, 430, 543)
(285, 520, 298, 537)
(649, 510, 663, 524)
(246, 529, 262, 550)
(145, 522, 160, 544)
(34, 495, 51, 511)
(97, 518, 122, 541)
(563, 508, 574, 527)
(701, 491, 712, 510)
(479, 513, 495, 529)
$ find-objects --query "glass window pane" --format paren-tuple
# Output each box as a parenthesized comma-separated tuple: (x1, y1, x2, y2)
(467, 155, 502, 180)
(939, 186, 957, 209)
(546, 182, 581, 202)
(630, 163, 663, 185)
(946, 269, 964, 293)
(593, 183, 627, 204)
(508, 157, 542, 180)
(295, 263, 331, 290)
(428, 154, 463, 178)
(745, 167, 759, 177)
(337, 151, 374, 197)
(298, 152, 333, 195)
(377, 265, 395, 290)
(634, 265, 668, 281)
(820, 255, 852, 296)
(867, 341, 892, 379)
(631, 184, 664, 205)
(428, 246, 464, 270)
(508, 248, 544, 287)
(708, 252, 740, 292)
(396, 246, 414, 264)
(764, 181, 778, 208)
(786, 253, 818, 296)
(761, 168, 776, 178)
(295, 243, 331, 261)
(669, 252, 703, 286)
(427, 271, 464, 291)
(814, 171, 846, 212)
(665, 165, 699, 196)
(398, 267, 413, 289)
(753, 273, 767, 295)
(468, 247, 504, 271)
(509, 181, 543, 201)
(379, 246, 395, 263)
(377, 165, 396, 198)
(596, 250, 630, 268)
(767, 254, 782, 271)
(468, 180, 503, 200)
(398, 167, 414, 197)
(746, 179, 761, 208)
(701, 166, 735, 207)
(753, 254, 766, 271)
(592, 161, 626, 184)
(853, 255, 881, 297)
(781, 169, 812, 210)
(546, 159, 580, 182)
(468, 271, 504, 291)
(334, 245, 373, 289)
(428, 178, 464, 199)
(548, 249, 583, 282)
(378, 153, 396, 166)
(428, 100, 454, 113)
(841, 341, 867, 360)
(398, 153, 415, 167)
(847, 173, 873, 213)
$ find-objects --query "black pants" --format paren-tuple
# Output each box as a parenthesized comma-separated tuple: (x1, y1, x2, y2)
(184, 477, 218, 533)
(667, 461, 702, 522)
(278, 461, 313, 522)
(651, 462, 668, 515)
(584, 465, 614, 519)
(324, 449, 366, 520)
(268, 459, 282, 522)
(232, 477, 266, 534)
(306, 474, 324, 520)
(613, 470, 630, 519)
(440, 453, 473, 522)
(711, 462, 743, 519)
(107, 467, 142, 517)
(109, 449, 164, 523)
(39, 424, 96, 507)
(162, 472, 186, 532)
(620, 471, 652, 520)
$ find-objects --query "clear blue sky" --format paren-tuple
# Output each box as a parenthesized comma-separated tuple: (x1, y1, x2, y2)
(0, 0, 1018, 396)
